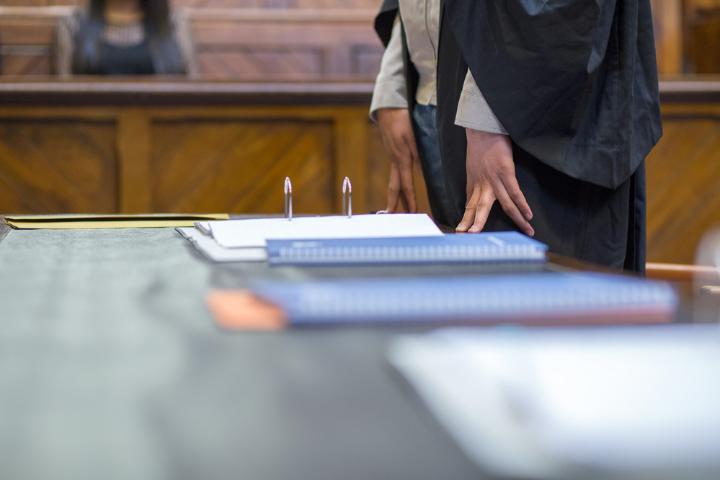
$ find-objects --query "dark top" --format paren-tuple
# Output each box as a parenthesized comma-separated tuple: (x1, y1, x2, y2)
(68, 12, 188, 76)
(93, 40, 156, 76)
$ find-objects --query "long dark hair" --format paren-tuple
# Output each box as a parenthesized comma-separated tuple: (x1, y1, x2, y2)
(73, 0, 186, 74)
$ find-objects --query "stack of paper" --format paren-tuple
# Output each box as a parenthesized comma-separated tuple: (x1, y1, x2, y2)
(178, 214, 443, 263)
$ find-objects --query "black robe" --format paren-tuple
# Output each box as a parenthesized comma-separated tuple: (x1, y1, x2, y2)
(375, 0, 661, 271)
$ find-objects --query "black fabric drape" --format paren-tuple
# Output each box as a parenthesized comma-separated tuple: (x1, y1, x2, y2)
(441, 0, 662, 189)
(436, 1, 649, 271)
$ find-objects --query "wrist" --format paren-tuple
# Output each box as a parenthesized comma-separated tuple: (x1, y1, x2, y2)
(466, 128, 503, 140)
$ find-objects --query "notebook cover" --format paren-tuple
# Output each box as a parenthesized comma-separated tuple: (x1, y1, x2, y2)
(208, 272, 678, 330)
(266, 232, 547, 265)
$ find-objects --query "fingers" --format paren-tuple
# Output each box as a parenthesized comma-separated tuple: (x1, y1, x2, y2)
(456, 184, 481, 232)
(490, 176, 535, 237)
(387, 164, 417, 214)
(399, 194, 410, 213)
(386, 167, 401, 213)
(403, 129, 420, 167)
(500, 172, 533, 221)
(468, 187, 495, 233)
(398, 166, 417, 213)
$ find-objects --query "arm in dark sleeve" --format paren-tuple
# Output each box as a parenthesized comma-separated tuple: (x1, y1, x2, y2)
(444, 0, 618, 140)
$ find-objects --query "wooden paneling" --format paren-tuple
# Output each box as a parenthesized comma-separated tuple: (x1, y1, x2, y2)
(189, 10, 383, 81)
(0, 87, 373, 217)
(149, 116, 335, 213)
(685, 1, 720, 73)
(651, 0, 683, 75)
(0, 13, 58, 75)
(0, 118, 117, 212)
(646, 103, 720, 264)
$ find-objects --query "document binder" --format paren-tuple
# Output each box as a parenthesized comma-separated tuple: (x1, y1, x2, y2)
(207, 213, 443, 249)
(177, 227, 267, 262)
(265, 232, 547, 266)
(207, 272, 678, 330)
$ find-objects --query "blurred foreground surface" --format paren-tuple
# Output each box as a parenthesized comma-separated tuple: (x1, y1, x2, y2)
(0, 227, 718, 480)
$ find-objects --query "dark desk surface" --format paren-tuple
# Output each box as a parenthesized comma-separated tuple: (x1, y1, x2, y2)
(0, 224, 703, 480)
(0, 226, 487, 480)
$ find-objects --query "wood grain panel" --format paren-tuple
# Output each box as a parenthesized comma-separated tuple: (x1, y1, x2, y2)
(117, 111, 152, 212)
(0, 16, 57, 75)
(0, 119, 117, 213)
(646, 105, 720, 264)
(149, 118, 335, 214)
(651, 0, 683, 75)
(686, 1, 720, 73)
(189, 10, 383, 81)
(196, 46, 325, 81)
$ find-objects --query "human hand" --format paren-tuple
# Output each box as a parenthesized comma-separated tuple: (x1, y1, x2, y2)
(456, 129, 534, 236)
(376, 108, 418, 213)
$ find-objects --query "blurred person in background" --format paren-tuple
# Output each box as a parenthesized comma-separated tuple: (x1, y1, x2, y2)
(57, 0, 196, 76)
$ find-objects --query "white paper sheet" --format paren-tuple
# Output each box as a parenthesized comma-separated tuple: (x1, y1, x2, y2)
(177, 228, 267, 262)
(207, 214, 443, 249)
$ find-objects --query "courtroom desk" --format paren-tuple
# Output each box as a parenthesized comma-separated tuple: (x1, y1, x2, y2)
(0, 225, 477, 480)
(0, 221, 704, 480)
(0, 78, 719, 264)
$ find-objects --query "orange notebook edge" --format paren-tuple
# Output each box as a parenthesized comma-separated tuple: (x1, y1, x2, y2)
(207, 290, 288, 331)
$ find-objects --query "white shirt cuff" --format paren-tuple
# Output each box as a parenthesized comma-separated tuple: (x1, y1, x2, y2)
(455, 70, 507, 135)
(370, 80, 409, 121)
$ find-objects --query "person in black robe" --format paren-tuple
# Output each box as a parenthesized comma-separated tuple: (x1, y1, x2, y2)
(376, 0, 662, 272)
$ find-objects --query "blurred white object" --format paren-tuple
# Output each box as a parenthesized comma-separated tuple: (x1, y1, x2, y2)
(695, 228, 720, 320)
(390, 326, 720, 479)
(695, 228, 720, 272)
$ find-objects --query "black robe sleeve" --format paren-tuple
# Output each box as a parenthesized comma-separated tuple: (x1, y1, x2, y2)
(374, 0, 399, 47)
(440, 0, 662, 189)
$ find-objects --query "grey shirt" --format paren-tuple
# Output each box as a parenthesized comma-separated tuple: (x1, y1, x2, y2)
(370, 0, 506, 135)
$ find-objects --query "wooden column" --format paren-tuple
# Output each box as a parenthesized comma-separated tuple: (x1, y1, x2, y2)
(652, 0, 684, 74)
(117, 110, 152, 213)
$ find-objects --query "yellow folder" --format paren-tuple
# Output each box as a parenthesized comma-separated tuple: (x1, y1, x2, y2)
(4, 213, 229, 230)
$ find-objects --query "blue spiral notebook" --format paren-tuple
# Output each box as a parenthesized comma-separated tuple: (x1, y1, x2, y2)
(265, 232, 547, 266)
(207, 272, 678, 330)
